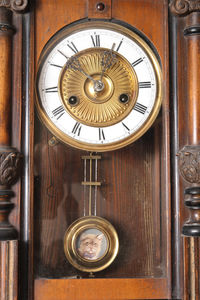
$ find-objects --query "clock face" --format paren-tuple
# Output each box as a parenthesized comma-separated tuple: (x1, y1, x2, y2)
(36, 21, 162, 151)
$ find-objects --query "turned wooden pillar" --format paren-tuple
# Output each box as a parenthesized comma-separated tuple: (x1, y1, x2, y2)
(170, 1, 200, 298)
(0, 7, 12, 146)
(0, 1, 27, 299)
(0, 6, 19, 241)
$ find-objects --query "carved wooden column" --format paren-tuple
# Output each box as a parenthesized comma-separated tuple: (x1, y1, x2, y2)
(0, 1, 27, 299)
(170, 1, 200, 298)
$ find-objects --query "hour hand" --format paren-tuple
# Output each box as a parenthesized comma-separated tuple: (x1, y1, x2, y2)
(66, 56, 95, 83)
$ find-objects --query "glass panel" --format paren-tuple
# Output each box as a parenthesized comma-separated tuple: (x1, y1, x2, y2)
(34, 115, 167, 278)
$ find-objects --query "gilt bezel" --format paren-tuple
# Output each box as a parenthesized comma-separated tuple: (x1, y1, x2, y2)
(63, 216, 119, 273)
(35, 21, 162, 152)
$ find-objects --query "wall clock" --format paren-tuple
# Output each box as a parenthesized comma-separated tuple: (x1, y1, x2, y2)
(2, 1, 173, 299)
(1, 0, 199, 299)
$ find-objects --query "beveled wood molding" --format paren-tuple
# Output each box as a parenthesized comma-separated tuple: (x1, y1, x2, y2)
(170, 0, 200, 16)
(184, 237, 200, 299)
(0, 240, 18, 300)
(0, 0, 28, 12)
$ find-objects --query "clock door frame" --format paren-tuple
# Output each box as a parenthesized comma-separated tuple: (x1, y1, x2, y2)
(32, 1, 172, 298)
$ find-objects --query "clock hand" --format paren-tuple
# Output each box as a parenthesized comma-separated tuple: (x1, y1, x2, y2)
(100, 44, 117, 82)
(66, 56, 105, 93)
(66, 56, 96, 83)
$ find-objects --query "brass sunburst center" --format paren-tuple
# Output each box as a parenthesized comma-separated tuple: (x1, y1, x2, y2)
(59, 48, 138, 127)
(84, 73, 114, 103)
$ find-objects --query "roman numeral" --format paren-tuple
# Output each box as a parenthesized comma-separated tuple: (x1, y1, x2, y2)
(132, 58, 144, 67)
(134, 103, 147, 114)
(139, 81, 151, 88)
(52, 106, 65, 119)
(67, 42, 78, 54)
(57, 49, 69, 59)
(99, 128, 105, 141)
(122, 122, 130, 131)
(116, 39, 123, 52)
(43, 86, 58, 93)
(49, 63, 63, 69)
(91, 34, 100, 47)
(72, 122, 82, 136)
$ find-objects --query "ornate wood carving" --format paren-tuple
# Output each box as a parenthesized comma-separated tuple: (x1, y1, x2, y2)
(177, 147, 200, 235)
(170, 0, 200, 16)
(0, 147, 22, 187)
(178, 145, 200, 184)
(0, 0, 28, 12)
(0, 147, 22, 240)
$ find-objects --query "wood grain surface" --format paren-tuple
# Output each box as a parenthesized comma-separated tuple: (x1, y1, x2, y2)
(35, 278, 170, 300)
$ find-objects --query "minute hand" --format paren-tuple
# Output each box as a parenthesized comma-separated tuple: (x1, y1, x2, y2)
(100, 47, 117, 81)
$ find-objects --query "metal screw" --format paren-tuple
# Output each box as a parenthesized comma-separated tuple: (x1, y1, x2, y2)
(68, 96, 79, 106)
(119, 94, 129, 104)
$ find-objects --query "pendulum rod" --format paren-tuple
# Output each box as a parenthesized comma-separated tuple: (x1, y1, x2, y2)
(89, 156, 92, 215)
(81, 153, 101, 216)
(94, 158, 98, 216)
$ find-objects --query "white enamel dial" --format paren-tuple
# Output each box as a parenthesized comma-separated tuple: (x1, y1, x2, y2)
(36, 21, 162, 151)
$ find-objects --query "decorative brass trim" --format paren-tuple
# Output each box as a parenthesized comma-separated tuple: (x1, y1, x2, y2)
(59, 48, 138, 127)
(64, 216, 119, 272)
(170, 0, 200, 16)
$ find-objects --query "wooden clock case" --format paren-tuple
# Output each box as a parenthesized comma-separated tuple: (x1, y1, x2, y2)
(0, 0, 200, 299)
